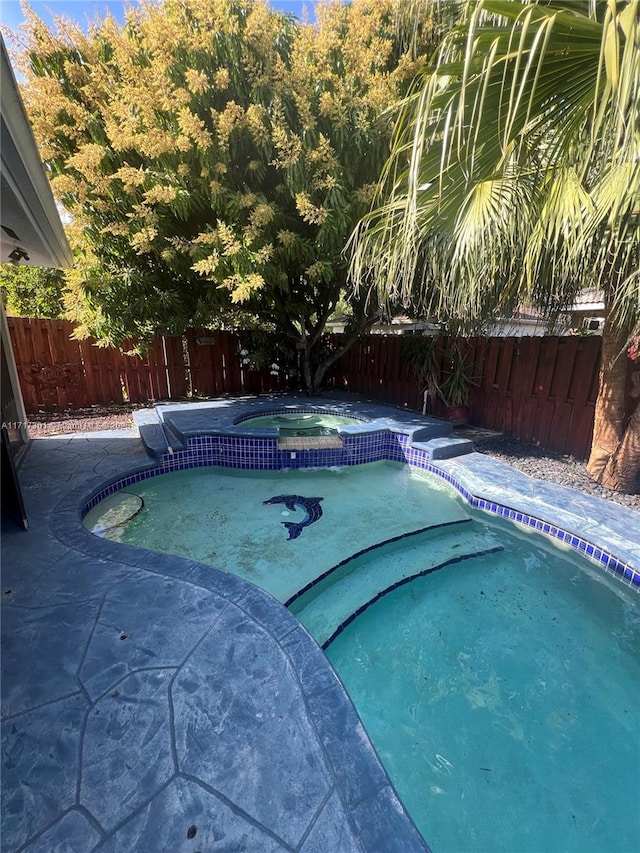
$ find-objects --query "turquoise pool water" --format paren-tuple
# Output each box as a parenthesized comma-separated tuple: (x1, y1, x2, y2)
(85, 462, 468, 602)
(239, 412, 363, 429)
(84, 462, 639, 851)
(326, 524, 640, 852)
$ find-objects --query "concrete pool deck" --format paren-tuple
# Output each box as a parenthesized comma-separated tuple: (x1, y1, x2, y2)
(2, 396, 638, 852)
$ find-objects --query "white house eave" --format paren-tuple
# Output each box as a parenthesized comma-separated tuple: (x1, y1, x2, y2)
(1, 36, 73, 269)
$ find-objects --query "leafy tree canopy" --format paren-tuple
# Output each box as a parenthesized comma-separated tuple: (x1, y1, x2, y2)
(11, 0, 440, 390)
(0, 264, 66, 318)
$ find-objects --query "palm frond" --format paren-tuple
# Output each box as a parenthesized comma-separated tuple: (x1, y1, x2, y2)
(349, 0, 640, 329)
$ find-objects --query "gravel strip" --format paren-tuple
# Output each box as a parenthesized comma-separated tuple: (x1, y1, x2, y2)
(26, 407, 638, 510)
(472, 435, 639, 510)
(27, 405, 141, 436)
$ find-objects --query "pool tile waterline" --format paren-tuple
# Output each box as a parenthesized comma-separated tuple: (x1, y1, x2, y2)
(84, 429, 640, 591)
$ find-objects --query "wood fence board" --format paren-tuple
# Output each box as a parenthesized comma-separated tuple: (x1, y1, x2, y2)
(550, 337, 579, 400)
(572, 403, 596, 461)
(483, 337, 501, 393)
(165, 336, 188, 398)
(567, 338, 601, 460)
(586, 345, 602, 406)
(361, 340, 371, 396)
(520, 398, 540, 444)
(135, 346, 154, 402)
(82, 340, 104, 403)
(549, 402, 575, 454)
(469, 337, 489, 424)
(186, 329, 217, 396)
(502, 395, 514, 435)
(373, 337, 382, 395)
(46, 322, 65, 409)
(568, 338, 599, 404)
(532, 399, 556, 448)
(7, 319, 33, 411)
(224, 331, 242, 393)
(62, 323, 85, 408)
(395, 335, 415, 407)
(533, 337, 559, 401)
(152, 340, 170, 398)
(184, 330, 198, 394)
(495, 337, 515, 398)
(30, 320, 53, 409)
(507, 339, 524, 433)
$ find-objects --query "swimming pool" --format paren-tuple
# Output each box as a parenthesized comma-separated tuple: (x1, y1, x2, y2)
(84, 452, 639, 850)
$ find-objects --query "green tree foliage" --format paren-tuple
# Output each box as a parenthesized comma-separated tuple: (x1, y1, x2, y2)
(351, 0, 639, 491)
(11, 0, 437, 390)
(0, 264, 66, 317)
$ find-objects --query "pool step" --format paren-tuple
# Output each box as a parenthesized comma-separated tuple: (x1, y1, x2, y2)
(411, 436, 474, 459)
(161, 418, 187, 452)
(133, 409, 187, 458)
(133, 409, 169, 458)
(289, 523, 502, 647)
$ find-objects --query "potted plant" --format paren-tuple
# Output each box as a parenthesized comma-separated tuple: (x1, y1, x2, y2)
(402, 333, 443, 414)
(440, 340, 476, 426)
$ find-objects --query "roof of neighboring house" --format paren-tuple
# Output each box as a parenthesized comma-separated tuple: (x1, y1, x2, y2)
(0, 36, 73, 269)
(571, 288, 605, 311)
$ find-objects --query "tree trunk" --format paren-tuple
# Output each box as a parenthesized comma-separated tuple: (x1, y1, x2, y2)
(300, 341, 313, 393)
(307, 318, 378, 394)
(599, 400, 640, 493)
(586, 310, 632, 486)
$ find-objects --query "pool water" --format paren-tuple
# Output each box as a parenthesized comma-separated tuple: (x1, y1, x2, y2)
(327, 526, 640, 852)
(85, 462, 639, 851)
(85, 462, 469, 603)
(240, 412, 363, 429)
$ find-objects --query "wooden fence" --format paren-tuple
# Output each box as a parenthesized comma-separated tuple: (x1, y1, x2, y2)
(336, 334, 616, 459)
(8, 317, 637, 460)
(7, 318, 184, 410)
(6, 318, 289, 412)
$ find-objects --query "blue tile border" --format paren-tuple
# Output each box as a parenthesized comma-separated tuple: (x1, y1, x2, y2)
(82, 427, 640, 593)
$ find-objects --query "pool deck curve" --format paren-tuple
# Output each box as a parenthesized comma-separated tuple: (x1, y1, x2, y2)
(2, 395, 638, 852)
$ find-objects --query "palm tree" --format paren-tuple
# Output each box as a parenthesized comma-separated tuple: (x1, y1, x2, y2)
(350, 0, 639, 492)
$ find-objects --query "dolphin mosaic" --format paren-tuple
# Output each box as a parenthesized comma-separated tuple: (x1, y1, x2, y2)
(263, 494, 324, 540)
